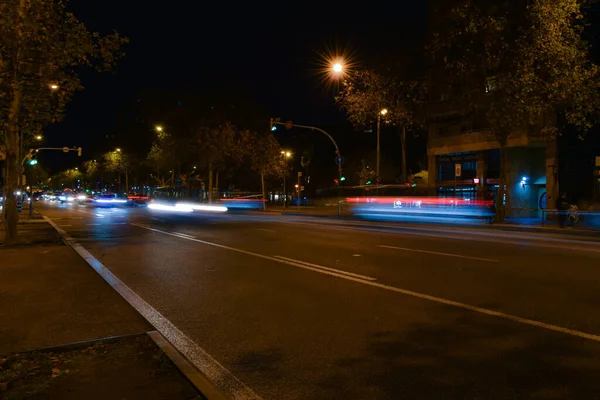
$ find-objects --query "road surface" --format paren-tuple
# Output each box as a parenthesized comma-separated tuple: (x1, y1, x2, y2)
(38, 201, 600, 399)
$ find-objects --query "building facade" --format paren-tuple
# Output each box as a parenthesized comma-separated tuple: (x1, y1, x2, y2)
(427, 120, 558, 218)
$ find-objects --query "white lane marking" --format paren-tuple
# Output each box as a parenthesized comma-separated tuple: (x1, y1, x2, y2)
(173, 232, 196, 239)
(378, 244, 499, 263)
(43, 217, 261, 400)
(131, 222, 600, 343)
(273, 256, 376, 281)
(255, 228, 276, 233)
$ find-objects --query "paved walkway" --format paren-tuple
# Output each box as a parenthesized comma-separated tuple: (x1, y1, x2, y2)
(0, 222, 151, 354)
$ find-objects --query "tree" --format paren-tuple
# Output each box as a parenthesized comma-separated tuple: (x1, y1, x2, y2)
(103, 150, 130, 194)
(429, 0, 599, 221)
(336, 68, 425, 184)
(248, 131, 283, 209)
(193, 122, 246, 202)
(24, 163, 49, 188)
(0, 0, 127, 244)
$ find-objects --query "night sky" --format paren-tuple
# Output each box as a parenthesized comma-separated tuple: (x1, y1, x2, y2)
(43, 0, 429, 176)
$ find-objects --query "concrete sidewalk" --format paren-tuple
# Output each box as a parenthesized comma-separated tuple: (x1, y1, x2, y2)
(0, 222, 152, 353)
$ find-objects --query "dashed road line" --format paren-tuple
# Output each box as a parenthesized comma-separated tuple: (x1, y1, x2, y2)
(378, 244, 499, 262)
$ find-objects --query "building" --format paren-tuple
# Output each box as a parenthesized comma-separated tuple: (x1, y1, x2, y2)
(427, 111, 558, 218)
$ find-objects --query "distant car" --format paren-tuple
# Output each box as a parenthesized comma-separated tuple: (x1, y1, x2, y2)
(58, 191, 75, 203)
(93, 194, 128, 207)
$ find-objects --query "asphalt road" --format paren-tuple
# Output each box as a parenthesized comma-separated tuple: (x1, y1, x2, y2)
(37, 201, 600, 399)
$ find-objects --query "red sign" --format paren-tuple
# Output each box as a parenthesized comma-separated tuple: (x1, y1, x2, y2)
(455, 164, 462, 177)
(473, 178, 480, 184)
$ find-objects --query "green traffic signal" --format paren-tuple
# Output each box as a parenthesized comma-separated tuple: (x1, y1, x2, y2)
(28, 159, 38, 165)
(340, 176, 346, 182)
(366, 180, 372, 185)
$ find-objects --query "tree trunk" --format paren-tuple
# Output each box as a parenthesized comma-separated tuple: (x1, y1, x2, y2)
(3, 136, 20, 245)
(3, 0, 27, 245)
(401, 126, 407, 184)
(215, 170, 219, 201)
(261, 172, 266, 211)
(208, 162, 213, 203)
(495, 141, 510, 222)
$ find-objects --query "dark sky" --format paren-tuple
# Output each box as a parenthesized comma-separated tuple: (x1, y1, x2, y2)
(43, 0, 429, 173)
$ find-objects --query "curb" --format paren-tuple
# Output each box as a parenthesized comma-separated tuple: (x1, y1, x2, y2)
(148, 331, 228, 400)
(41, 216, 237, 400)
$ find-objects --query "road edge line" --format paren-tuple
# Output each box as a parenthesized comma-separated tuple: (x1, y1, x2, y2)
(43, 216, 261, 400)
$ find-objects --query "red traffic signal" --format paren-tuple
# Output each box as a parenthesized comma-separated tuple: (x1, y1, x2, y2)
(333, 178, 339, 185)
(284, 121, 293, 130)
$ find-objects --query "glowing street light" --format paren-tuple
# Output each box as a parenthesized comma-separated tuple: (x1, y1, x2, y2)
(155, 125, 164, 132)
(35, 135, 43, 141)
(281, 150, 292, 210)
(332, 63, 343, 74)
(380, 108, 388, 116)
(115, 148, 121, 153)
(49, 84, 59, 90)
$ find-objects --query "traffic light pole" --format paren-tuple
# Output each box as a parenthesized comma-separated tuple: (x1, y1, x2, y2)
(21, 146, 83, 166)
(20, 147, 83, 215)
(270, 120, 342, 179)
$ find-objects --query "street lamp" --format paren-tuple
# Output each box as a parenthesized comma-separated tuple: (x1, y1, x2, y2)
(332, 63, 343, 74)
(35, 135, 43, 141)
(281, 150, 292, 210)
(115, 148, 121, 153)
(49, 84, 59, 90)
(155, 125, 164, 133)
(376, 108, 388, 181)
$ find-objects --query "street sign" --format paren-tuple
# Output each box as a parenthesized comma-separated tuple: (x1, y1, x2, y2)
(175, 179, 182, 185)
(335, 156, 345, 165)
(455, 163, 462, 178)
(376, 176, 382, 184)
(301, 186, 305, 191)
(62, 146, 70, 153)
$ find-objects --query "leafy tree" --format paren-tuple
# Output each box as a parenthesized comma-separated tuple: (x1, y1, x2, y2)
(248, 131, 283, 209)
(429, 0, 600, 220)
(193, 122, 247, 201)
(336, 68, 425, 184)
(0, 0, 127, 244)
(24, 163, 49, 188)
(103, 150, 130, 194)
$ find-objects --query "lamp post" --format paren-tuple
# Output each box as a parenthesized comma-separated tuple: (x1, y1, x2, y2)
(377, 108, 388, 181)
(281, 151, 291, 210)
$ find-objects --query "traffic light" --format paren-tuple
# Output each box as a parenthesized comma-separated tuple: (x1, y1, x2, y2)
(334, 178, 339, 185)
(366, 180, 372, 185)
(340, 175, 346, 182)
(28, 158, 38, 165)
(77, 147, 82, 156)
(270, 118, 276, 131)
